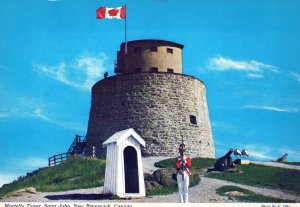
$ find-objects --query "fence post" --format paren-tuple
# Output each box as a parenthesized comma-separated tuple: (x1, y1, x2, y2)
(93, 146, 96, 158)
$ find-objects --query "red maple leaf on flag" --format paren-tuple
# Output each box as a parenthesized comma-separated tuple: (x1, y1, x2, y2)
(108, 9, 119, 17)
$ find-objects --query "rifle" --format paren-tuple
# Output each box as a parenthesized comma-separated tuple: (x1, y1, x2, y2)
(179, 128, 185, 181)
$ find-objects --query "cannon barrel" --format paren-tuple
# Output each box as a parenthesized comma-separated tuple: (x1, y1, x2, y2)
(214, 148, 234, 171)
(276, 153, 288, 162)
(225, 148, 234, 157)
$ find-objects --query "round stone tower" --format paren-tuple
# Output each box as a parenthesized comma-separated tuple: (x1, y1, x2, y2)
(85, 39, 215, 158)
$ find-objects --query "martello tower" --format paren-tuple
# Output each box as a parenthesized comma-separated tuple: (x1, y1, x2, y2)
(85, 39, 215, 158)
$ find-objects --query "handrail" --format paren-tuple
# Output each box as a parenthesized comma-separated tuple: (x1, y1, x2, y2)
(48, 153, 70, 167)
(67, 135, 86, 155)
(48, 134, 87, 167)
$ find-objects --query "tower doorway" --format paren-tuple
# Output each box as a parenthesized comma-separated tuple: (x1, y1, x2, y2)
(123, 146, 139, 193)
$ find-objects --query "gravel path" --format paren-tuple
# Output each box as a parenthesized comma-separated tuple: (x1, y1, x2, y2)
(1, 157, 299, 202)
(2, 177, 299, 203)
(251, 161, 300, 170)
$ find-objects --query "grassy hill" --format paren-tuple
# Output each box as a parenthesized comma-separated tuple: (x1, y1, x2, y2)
(0, 156, 106, 198)
(1, 156, 299, 201)
(207, 164, 300, 195)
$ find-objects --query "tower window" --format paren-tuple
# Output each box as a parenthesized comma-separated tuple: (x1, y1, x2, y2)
(135, 68, 141, 73)
(150, 67, 158, 73)
(167, 48, 173, 54)
(190, 115, 197, 125)
(167, 68, 174, 73)
(134, 47, 141, 54)
(150, 47, 157, 52)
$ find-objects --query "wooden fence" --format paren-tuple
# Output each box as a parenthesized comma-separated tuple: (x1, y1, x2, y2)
(48, 152, 70, 167)
(48, 135, 87, 167)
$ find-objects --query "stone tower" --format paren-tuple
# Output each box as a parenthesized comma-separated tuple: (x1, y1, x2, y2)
(85, 39, 215, 158)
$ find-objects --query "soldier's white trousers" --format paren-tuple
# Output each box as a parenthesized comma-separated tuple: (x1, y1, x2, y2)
(177, 172, 189, 203)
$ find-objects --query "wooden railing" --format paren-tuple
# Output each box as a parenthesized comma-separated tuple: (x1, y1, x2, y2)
(48, 153, 70, 167)
(67, 135, 86, 155)
(48, 134, 86, 167)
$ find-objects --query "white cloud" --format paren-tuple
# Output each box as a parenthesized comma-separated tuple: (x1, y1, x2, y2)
(0, 173, 19, 188)
(207, 56, 279, 74)
(242, 145, 300, 162)
(289, 72, 300, 82)
(216, 143, 300, 161)
(279, 148, 300, 162)
(247, 73, 264, 79)
(0, 157, 49, 187)
(22, 107, 86, 131)
(1, 97, 86, 132)
(244, 105, 300, 113)
(211, 121, 237, 130)
(249, 151, 275, 160)
(33, 53, 109, 91)
(59, 121, 86, 132)
(0, 111, 10, 118)
(20, 157, 48, 169)
(20, 106, 51, 121)
(241, 144, 276, 161)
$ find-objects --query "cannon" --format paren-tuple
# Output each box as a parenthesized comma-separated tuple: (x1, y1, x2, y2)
(241, 149, 249, 158)
(276, 153, 288, 162)
(234, 149, 242, 159)
(214, 148, 234, 171)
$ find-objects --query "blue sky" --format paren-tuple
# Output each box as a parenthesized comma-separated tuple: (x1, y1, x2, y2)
(1, 0, 300, 187)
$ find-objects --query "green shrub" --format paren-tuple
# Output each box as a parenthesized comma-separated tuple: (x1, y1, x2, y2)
(146, 173, 200, 196)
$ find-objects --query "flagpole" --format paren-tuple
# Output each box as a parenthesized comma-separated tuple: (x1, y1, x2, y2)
(125, 4, 127, 55)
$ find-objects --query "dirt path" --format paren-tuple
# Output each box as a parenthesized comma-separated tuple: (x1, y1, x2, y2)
(251, 161, 300, 170)
(1, 177, 299, 203)
(1, 158, 299, 202)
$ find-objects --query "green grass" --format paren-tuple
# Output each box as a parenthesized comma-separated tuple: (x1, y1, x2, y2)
(207, 164, 300, 194)
(217, 185, 295, 203)
(155, 157, 215, 174)
(146, 174, 200, 196)
(0, 156, 106, 198)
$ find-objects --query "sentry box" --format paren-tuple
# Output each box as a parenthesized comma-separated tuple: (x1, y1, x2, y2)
(102, 128, 146, 198)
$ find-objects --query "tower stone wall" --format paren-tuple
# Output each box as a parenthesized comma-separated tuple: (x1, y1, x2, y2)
(85, 72, 215, 158)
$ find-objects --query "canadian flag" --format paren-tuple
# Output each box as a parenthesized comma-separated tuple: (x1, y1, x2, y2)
(96, 6, 126, 19)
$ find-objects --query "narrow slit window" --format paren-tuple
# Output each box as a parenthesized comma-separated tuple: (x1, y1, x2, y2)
(150, 67, 158, 73)
(167, 68, 174, 73)
(167, 48, 173, 54)
(190, 115, 197, 125)
(150, 47, 157, 52)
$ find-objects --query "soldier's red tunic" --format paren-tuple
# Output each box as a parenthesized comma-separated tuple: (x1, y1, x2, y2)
(175, 156, 192, 175)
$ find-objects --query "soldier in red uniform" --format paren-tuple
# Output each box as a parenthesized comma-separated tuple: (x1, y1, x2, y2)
(175, 143, 192, 203)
